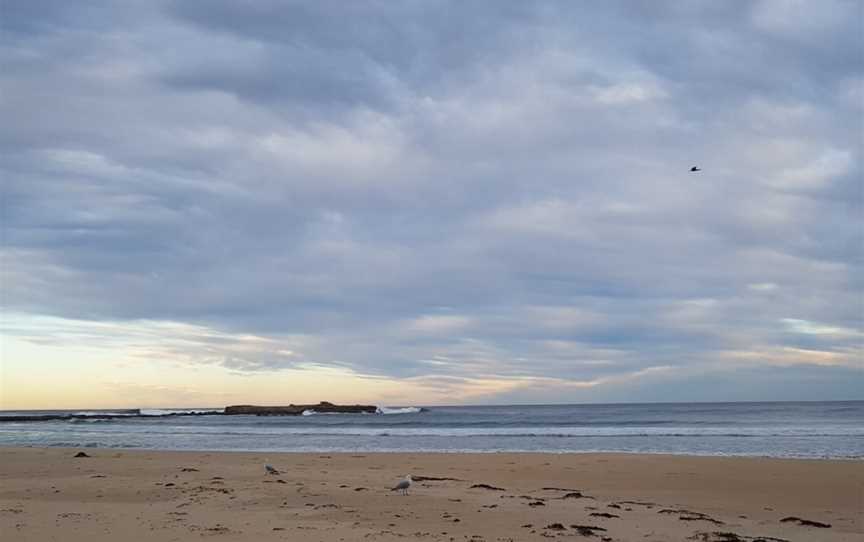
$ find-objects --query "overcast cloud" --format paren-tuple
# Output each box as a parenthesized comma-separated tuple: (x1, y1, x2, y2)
(1, 0, 862, 403)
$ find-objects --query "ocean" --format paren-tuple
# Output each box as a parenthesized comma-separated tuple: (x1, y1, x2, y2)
(1, 401, 861, 458)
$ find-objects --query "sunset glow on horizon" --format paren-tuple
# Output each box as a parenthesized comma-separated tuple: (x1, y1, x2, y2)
(2, 1, 862, 409)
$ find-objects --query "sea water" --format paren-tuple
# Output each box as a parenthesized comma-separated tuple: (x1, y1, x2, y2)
(1, 401, 861, 458)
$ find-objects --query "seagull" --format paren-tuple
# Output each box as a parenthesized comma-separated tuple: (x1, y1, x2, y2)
(265, 464, 280, 475)
(690, 166, 701, 172)
(391, 474, 413, 495)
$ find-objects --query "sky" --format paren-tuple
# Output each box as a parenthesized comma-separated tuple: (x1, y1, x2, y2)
(1, 0, 862, 409)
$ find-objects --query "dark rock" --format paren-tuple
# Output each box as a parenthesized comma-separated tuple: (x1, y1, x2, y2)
(687, 532, 789, 542)
(589, 512, 619, 519)
(545, 523, 567, 531)
(560, 491, 592, 499)
(224, 402, 378, 415)
(614, 500, 655, 507)
(681, 515, 724, 525)
(469, 483, 506, 491)
(1, 409, 219, 423)
(3, 410, 140, 422)
(570, 525, 607, 536)
(73, 452, 90, 458)
(779, 517, 831, 528)
(659, 508, 690, 514)
(661, 509, 724, 525)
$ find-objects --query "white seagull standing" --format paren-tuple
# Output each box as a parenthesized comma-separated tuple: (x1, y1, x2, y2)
(391, 474, 413, 495)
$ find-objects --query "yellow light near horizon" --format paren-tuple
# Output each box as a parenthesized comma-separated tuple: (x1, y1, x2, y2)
(1, 333, 538, 409)
(1, 311, 533, 409)
(0, 334, 443, 409)
(1, 313, 649, 410)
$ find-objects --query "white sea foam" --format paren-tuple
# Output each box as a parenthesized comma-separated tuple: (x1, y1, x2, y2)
(139, 408, 223, 416)
(73, 411, 136, 417)
(5, 402, 860, 459)
(90, 425, 862, 438)
(300, 410, 361, 416)
(302, 407, 423, 415)
(377, 406, 423, 415)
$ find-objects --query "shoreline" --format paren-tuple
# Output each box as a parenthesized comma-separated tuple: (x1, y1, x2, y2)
(4, 402, 859, 459)
(2, 447, 861, 541)
(4, 445, 862, 461)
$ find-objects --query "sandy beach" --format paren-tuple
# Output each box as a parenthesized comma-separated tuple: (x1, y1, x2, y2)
(0, 448, 860, 541)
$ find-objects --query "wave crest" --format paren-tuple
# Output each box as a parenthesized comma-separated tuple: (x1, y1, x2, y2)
(139, 409, 223, 416)
(377, 407, 425, 415)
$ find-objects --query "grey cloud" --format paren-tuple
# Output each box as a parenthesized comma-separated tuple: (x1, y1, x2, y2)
(1, 0, 861, 401)
(1, 0, 116, 36)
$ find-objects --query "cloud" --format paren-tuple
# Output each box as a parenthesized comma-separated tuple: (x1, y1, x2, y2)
(723, 346, 863, 368)
(1, 1, 861, 404)
(750, 0, 859, 38)
(2, 313, 310, 372)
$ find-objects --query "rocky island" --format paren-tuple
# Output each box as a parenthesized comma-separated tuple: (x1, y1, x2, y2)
(0, 402, 382, 422)
(224, 402, 379, 415)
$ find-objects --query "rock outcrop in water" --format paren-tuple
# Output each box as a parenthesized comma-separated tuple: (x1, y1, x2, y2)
(224, 402, 378, 415)
(0, 402, 384, 422)
(0, 410, 143, 422)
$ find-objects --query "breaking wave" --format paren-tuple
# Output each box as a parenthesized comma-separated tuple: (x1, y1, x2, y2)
(2, 402, 860, 458)
(139, 409, 223, 416)
(377, 407, 425, 415)
(73, 411, 137, 417)
(301, 406, 425, 416)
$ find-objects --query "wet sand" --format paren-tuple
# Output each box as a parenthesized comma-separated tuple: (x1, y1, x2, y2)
(1, 447, 861, 541)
